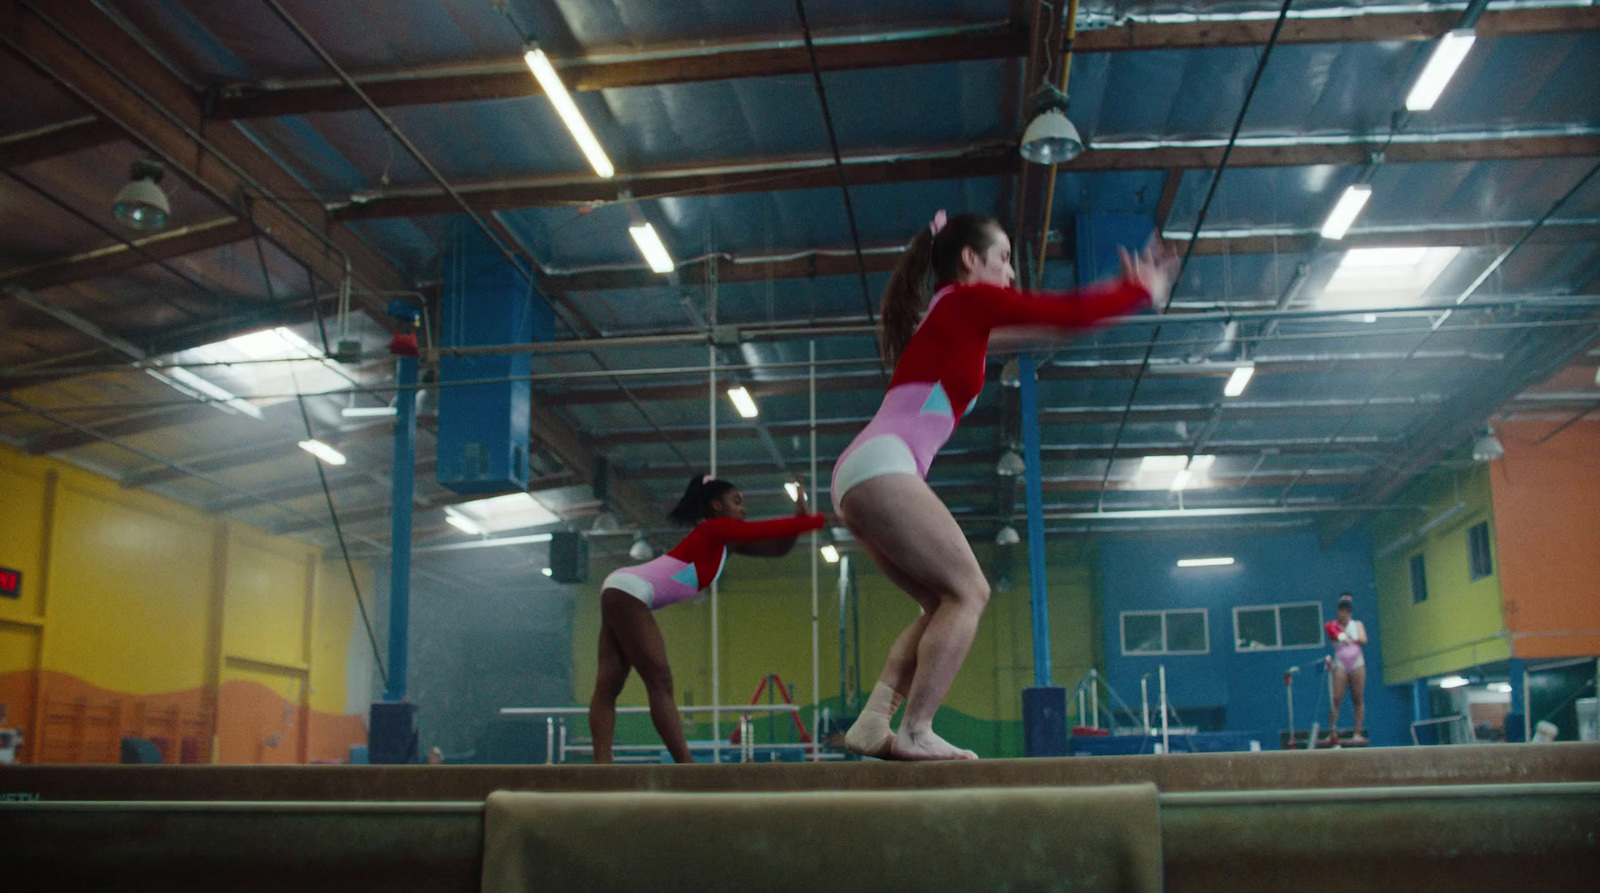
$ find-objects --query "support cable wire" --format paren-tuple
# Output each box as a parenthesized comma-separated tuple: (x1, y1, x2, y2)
(247, 208, 389, 689)
(1274, 158, 1600, 504)
(795, 0, 886, 382)
(1093, 0, 1297, 509)
(269, 0, 690, 478)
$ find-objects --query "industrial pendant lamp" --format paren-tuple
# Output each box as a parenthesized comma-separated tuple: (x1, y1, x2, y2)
(112, 154, 171, 230)
(1019, 84, 1083, 165)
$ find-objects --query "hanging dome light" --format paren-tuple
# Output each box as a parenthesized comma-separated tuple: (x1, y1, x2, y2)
(996, 448, 1026, 477)
(995, 525, 1021, 546)
(1472, 429, 1505, 462)
(628, 533, 654, 561)
(1019, 84, 1084, 165)
(112, 155, 171, 230)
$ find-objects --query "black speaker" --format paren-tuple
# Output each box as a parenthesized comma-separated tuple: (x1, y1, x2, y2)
(549, 531, 589, 584)
(369, 700, 418, 764)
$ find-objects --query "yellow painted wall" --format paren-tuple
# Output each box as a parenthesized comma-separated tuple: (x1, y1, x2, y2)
(571, 535, 1099, 758)
(0, 443, 370, 764)
(1372, 460, 1510, 683)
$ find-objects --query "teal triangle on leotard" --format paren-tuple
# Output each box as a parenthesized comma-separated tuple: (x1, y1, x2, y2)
(671, 564, 700, 589)
(965, 393, 981, 416)
(920, 382, 954, 417)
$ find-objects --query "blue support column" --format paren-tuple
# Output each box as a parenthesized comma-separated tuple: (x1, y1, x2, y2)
(1019, 353, 1051, 687)
(385, 355, 418, 701)
(1507, 658, 1528, 742)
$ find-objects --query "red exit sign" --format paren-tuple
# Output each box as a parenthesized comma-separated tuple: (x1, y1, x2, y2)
(0, 568, 19, 598)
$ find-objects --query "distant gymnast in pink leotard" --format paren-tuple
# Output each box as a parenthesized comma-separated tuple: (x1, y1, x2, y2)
(832, 211, 1178, 761)
(1324, 592, 1369, 744)
(589, 475, 823, 763)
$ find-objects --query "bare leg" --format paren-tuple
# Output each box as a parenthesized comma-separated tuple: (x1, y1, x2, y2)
(1328, 665, 1349, 741)
(1349, 664, 1368, 741)
(588, 609, 631, 764)
(840, 474, 989, 761)
(844, 540, 938, 757)
(601, 589, 693, 764)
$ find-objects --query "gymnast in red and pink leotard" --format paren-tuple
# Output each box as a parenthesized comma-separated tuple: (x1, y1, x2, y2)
(832, 211, 1179, 761)
(588, 475, 823, 764)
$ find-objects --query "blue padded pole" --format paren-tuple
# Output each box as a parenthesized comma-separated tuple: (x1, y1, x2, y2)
(384, 355, 418, 701)
(1019, 353, 1051, 687)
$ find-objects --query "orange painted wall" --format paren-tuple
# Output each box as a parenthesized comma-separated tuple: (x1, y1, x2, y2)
(1489, 419, 1600, 658)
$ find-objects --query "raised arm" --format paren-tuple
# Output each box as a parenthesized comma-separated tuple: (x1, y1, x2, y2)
(711, 514, 826, 558)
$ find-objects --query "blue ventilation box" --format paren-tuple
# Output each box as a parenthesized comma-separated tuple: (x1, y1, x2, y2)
(436, 234, 553, 495)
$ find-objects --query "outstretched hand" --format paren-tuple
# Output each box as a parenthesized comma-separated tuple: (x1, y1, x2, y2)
(1118, 238, 1180, 312)
(791, 479, 810, 515)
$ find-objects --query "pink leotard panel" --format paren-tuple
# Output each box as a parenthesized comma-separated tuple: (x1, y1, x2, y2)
(831, 278, 1151, 501)
(607, 514, 825, 610)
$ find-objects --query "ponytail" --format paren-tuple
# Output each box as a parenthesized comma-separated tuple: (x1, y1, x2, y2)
(668, 474, 736, 526)
(878, 213, 1003, 368)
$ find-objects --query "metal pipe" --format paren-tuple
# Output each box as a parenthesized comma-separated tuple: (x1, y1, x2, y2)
(1160, 665, 1170, 754)
(809, 340, 821, 762)
(501, 704, 800, 715)
(546, 716, 555, 765)
(794, 0, 878, 338)
(1090, 669, 1099, 729)
(1141, 675, 1150, 735)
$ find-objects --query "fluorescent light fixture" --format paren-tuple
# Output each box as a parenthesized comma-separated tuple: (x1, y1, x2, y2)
(783, 481, 801, 502)
(1140, 455, 1189, 473)
(297, 439, 347, 466)
(227, 326, 323, 361)
(1319, 184, 1372, 240)
(727, 386, 759, 419)
(341, 405, 397, 419)
(1223, 364, 1255, 398)
(1322, 246, 1461, 308)
(1177, 557, 1234, 568)
(1169, 469, 1193, 492)
(1438, 675, 1470, 689)
(541, 567, 553, 577)
(820, 544, 840, 564)
(1490, 682, 1513, 694)
(523, 46, 615, 178)
(162, 367, 264, 419)
(628, 222, 675, 274)
(444, 507, 483, 536)
(1406, 29, 1477, 112)
(1189, 455, 1216, 471)
(449, 492, 560, 534)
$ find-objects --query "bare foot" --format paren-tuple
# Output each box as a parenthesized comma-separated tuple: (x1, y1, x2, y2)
(890, 729, 978, 761)
(844, 716, 895, 759)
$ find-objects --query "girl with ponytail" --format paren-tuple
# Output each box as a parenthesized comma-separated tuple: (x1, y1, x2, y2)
(834, 211, 1178, 760)
(589, 474, 823, 763)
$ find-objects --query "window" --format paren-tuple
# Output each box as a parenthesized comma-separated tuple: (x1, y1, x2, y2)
(1234, 602, 1324, 651)
(1121, 609, 1209, 655)
(1468, 521, 1493, 581)
(1409, 553, 1428, 604)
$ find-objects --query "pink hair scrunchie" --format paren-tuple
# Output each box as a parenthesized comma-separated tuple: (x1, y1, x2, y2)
(702, 474, 714, 485)
(929, 209, 947, 236)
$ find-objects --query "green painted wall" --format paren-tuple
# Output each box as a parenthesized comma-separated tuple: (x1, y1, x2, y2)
(1371, 458, 1510, 683)
(570, 539, 1101, 759)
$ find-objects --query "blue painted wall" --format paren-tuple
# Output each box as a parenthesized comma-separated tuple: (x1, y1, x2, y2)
(1098, 528, 1411, 747)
